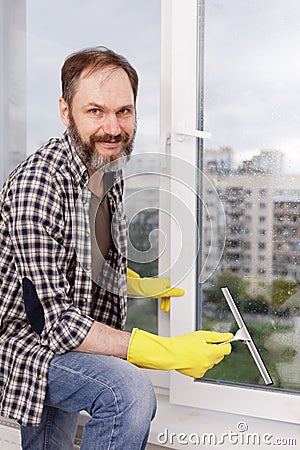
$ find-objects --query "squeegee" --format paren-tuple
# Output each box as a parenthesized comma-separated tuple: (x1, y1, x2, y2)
(221, 287, 273, 385)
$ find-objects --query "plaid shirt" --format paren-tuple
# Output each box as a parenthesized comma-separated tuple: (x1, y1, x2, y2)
(0, 130, 128, 426)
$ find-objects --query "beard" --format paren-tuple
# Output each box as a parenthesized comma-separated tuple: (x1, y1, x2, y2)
(68, 112, 136, 173)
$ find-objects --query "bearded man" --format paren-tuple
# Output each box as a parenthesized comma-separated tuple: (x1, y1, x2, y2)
(0, 47, 232, 449)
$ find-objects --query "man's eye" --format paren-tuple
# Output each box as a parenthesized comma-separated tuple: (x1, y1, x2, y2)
(118, 108, 130, 115)
(90, 109, 100, 115)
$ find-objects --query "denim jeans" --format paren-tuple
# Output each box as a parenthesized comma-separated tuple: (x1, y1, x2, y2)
(20, 352, 156, 450)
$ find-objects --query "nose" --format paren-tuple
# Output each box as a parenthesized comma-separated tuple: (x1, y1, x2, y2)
(102, 114, 121, 136)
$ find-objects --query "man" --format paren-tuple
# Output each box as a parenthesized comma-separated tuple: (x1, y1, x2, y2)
(0, 47, 233, 449)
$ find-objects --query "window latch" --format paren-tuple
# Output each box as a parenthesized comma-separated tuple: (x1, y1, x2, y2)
(176, 123, 212, 141)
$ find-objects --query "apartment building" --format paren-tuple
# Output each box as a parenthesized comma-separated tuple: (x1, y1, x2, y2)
(202, 148, 300, 294)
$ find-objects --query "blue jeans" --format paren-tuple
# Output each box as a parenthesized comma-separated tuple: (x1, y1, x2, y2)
(20, 352, 156, 450)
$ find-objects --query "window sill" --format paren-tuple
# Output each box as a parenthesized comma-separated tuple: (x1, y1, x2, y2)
(147, 391, 300, 449)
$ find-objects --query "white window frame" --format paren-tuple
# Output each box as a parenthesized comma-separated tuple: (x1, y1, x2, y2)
(158, 0, 300, 425)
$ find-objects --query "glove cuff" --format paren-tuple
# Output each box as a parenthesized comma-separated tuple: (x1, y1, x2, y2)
(127, 327, 139, 360)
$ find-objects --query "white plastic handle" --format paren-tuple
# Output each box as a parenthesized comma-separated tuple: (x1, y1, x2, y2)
(176, 124, 212, 141)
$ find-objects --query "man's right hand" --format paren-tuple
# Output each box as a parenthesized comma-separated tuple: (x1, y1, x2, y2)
(127, 329, 233, 378)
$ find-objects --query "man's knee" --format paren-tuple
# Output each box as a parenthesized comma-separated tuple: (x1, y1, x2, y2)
(90, 356, 156, 424)
(117, 361, 157, 422)
(83, 360, 157, 448)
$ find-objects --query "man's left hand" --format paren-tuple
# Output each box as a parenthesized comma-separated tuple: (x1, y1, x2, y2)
(126, 268, 184, 312)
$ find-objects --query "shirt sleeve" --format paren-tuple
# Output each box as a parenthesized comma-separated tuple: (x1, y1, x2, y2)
(5, 168, 94, 354)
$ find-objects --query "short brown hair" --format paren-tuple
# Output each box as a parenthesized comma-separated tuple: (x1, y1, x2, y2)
(61, 46, 139, 106)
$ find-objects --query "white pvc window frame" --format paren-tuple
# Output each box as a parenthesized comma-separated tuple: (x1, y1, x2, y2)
(160, 0, 300, 424)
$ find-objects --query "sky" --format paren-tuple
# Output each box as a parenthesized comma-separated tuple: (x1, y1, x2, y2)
(204, 0, 300, 173)
(27, 0, 300, 174)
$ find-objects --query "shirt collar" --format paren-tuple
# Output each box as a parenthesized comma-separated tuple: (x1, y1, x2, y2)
(61, 129, 89, 187)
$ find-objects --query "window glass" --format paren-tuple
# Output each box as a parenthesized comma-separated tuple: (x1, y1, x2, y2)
(199, 0, 300, 391)
(0, 1, 26, 186)
(27, 0, 160, 333)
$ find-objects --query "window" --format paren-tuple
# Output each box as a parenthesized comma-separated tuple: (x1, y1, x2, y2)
(200, 0, 300, 395)
(167, 0, 300, 424)
(0, 0, 26, 186)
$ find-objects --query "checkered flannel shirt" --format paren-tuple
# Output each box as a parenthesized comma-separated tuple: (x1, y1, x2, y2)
(0, 130, 128, 426)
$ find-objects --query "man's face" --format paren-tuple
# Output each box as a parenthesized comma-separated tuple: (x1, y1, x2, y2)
(60, 67, 136, 172)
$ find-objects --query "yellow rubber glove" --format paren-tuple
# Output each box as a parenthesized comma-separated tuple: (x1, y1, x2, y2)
(127, 268, 184, 313)
(127, 328, 233, 378)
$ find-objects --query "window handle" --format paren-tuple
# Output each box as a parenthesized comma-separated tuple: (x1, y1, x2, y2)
(176, 123, 212, 141)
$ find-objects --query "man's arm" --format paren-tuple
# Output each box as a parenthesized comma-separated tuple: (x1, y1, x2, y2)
(74, 321, 131, 359)
(6, 170, 94, 355)
(75, 322, 233, 380)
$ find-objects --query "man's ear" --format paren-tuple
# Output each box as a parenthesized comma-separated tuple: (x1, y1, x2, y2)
(59, 97, 70, 127)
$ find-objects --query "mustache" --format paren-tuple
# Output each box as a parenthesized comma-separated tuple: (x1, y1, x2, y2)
(90, 132, 130, 144)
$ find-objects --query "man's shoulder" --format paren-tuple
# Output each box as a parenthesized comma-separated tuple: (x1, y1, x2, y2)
(6, 135, 71, 184)
(23, 136, 69, 175)
(0, 136, 74, 204)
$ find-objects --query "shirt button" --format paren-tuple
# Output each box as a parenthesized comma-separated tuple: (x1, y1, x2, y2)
(86, 266, 91, 272)
(38, 374, 43, 380)
(86, 231, 90, 237)
(82, 297, 88, 303)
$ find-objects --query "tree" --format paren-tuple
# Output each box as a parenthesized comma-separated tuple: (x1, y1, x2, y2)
(206, 270, 249, 300)
(271, 279, 297, 307)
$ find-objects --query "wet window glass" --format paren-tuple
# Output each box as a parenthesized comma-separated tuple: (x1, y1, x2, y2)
(199, 0, 300, 391)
